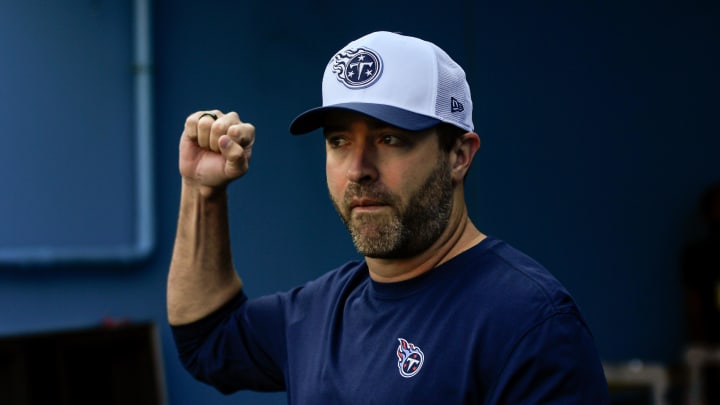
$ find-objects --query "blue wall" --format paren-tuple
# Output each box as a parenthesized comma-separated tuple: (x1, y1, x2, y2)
(1, 1, 718, 404)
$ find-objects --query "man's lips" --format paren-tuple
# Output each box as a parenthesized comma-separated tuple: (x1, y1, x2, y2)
(349, 198, 387, 210)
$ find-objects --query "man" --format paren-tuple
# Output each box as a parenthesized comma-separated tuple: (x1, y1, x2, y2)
(169, 31, 609, 403)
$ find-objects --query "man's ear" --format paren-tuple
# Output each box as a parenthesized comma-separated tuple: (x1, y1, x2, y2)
(450, 132, 480, 183)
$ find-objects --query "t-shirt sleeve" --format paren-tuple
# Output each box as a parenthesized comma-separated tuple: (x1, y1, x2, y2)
(171, 290, 287, 394)
(488, 312, 610, 404)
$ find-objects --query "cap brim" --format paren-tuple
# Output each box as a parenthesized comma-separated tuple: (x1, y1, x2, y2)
(289, 103, 442, 135)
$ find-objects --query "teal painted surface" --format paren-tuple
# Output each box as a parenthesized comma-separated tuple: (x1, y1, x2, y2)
(0, 1, 718, 403)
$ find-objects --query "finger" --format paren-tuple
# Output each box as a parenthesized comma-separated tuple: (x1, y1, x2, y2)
(227, 122, 255, 150)
(183, 112, 201, 142)
(195, 110, 222, 149)
(218, 135, 250, 178)
(208, 112, 241, 152)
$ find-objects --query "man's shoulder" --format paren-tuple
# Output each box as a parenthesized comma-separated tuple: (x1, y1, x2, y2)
(457, 237, 581, 318)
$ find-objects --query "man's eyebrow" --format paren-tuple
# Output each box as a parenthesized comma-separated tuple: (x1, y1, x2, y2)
(323, 122, 401, 135)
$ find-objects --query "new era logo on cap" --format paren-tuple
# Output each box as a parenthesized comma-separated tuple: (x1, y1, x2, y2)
(289, 31, 473, 135)
(451, 97, 464, 113)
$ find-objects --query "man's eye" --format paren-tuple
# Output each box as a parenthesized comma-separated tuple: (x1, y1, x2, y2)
(326, 136, 347, 148)
(380, 135, 402, 145)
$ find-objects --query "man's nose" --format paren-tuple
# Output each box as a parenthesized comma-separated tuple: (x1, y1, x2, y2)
(346, 143, 379, 183)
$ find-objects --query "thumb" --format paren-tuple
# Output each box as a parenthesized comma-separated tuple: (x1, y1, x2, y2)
(219, 135, 251, 179)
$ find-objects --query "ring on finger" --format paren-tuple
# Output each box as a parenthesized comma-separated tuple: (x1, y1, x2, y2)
(199, 112, 218, 120)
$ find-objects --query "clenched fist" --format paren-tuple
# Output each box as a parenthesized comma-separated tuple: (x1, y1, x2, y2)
(179, 110, 255, 190)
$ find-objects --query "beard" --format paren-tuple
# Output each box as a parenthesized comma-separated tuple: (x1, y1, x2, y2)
(330, 157, 454, 259)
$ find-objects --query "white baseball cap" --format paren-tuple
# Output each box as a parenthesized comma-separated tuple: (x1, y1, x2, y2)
(289, 31, 474, 135)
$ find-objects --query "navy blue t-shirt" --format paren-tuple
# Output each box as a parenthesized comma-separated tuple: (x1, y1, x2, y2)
(172, 237, 609, 404)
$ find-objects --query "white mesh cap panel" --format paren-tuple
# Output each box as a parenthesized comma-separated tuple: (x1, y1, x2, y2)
(432, 44, 473, 131)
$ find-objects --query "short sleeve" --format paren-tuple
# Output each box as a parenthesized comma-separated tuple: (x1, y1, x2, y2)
(488, 312, 610, 404)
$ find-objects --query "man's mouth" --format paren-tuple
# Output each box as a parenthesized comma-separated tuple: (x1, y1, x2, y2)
(349, 198, 387, 211)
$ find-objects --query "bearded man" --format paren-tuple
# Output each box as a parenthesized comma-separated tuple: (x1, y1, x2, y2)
(168, 31, 609, 404)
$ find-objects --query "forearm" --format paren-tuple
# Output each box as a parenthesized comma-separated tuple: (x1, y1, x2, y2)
(167, 180, 242, 325)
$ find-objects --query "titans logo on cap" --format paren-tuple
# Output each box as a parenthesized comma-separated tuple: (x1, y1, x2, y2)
(332, 47, 383, 89)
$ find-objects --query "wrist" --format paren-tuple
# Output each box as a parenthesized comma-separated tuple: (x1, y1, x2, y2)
(181, 177, 227, 200)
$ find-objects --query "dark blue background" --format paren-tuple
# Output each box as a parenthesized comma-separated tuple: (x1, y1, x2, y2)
(1, 1, 718, 404)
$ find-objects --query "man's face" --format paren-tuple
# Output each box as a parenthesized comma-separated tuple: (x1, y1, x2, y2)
(324, 111, 454, 259)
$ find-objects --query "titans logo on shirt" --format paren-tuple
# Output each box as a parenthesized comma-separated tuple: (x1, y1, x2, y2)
(332, 47, 383, 89)
(396, 338, 424, 378)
